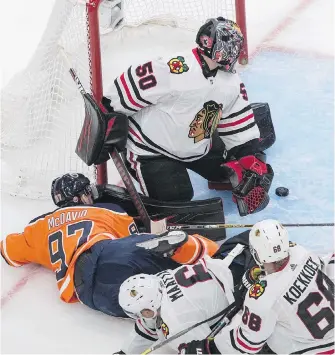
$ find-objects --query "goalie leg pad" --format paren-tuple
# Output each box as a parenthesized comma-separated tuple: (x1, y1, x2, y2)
(251, 102, 276, 151)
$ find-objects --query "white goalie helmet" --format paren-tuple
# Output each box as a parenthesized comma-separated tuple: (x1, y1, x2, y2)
(249, 219, 290, 266)
(118, 274, 164, 320)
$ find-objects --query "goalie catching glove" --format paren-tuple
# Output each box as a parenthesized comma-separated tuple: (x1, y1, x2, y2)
(222, 153, 274, 216)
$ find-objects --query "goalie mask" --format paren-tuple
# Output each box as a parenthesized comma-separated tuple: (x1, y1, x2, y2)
(51, 173, 92, 207)
(196, 17, 244, 73)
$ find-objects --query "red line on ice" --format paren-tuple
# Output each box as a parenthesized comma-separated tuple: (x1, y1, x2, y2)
(249, 0, 327, 59)
(1, 265, 41, 308)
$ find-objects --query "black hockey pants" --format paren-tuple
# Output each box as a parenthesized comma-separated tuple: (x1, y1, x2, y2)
(126, 134, 230, 202)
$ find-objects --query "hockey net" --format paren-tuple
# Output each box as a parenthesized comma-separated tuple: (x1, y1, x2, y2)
(1, 0, 247, 199)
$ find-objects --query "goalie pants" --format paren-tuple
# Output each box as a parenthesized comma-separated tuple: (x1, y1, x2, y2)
(126, 134, 230, 202)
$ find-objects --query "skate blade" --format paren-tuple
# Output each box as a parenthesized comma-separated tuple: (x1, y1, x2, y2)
(136, 234, 186, 249)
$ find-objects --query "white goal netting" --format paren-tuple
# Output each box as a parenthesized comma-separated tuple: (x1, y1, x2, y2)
(1, 0, 240, 199)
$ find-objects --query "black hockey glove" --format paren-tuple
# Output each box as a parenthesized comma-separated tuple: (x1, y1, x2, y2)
(113, 351, 125, 355)
(178, 339, 221, 354)
(221, 153, 274, 216)
(234, 266, 263, 307)
(102, 96, 114, 112)
(75, 93, 128, 166)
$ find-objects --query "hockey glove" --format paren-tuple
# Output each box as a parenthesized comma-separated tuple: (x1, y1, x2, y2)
(234, 266, 263, 307)
(113, 351, 125, 355)
(178, 339, 220, 354)
(221, 153, 274, 216)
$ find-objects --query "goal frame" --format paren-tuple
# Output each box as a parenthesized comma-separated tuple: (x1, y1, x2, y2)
(86, 0, 248, 186)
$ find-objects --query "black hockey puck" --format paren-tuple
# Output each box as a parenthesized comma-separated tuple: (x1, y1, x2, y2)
(275, 187, 289, 197)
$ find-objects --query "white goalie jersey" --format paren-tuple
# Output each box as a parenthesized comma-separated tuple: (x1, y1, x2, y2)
(214, 245, 335, 354)
(105, 48, 260, 161)
(120, 257, 235, 354)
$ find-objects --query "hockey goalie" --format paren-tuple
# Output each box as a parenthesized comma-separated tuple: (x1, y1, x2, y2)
(76, 12, 276, 218)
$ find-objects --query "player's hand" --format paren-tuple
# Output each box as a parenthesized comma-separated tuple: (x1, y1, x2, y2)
(234, 266, 262, 307)
(113, 351, 125, 354)
(178, 339, 219, 354)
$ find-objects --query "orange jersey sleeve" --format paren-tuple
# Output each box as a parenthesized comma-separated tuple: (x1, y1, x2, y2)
(171, 234, 219, 264)
(0, 205, 137, 302)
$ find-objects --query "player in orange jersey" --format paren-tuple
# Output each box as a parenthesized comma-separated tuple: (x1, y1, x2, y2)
(1, 173, 220, 317)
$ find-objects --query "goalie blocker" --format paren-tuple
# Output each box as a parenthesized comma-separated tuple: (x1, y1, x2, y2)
(75, 92, 128, 166)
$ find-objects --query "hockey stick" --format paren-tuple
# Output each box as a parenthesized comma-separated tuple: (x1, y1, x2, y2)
(166, 222, 334, 230)
(206, 304, 240, 340)
(68, 67, 166, 234)
(108, 148, 152, 233)
(140, 303, 237, 355)
(140, 244, 245, 355)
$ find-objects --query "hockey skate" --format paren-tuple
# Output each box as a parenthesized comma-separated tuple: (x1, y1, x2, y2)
(136, 231, 188, 257)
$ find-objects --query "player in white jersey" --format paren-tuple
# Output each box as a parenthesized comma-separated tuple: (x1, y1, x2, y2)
(179, 220, 334, 354)
(102, 17, 274, 217)
(114, 255, 237, 354)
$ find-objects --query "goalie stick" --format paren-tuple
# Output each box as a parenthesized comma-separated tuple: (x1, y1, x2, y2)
(68, 68, 166, 234)
(140, 244, 245, 355)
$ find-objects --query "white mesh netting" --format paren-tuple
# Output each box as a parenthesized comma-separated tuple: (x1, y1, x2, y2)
(1, 0, 238, 199)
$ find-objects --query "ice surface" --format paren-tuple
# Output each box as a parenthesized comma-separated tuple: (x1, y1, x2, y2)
(1, 0, 334, 353)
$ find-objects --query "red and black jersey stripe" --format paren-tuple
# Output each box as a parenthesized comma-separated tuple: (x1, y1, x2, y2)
(218, 121, 256, 137)
(291, 341, 334, 354)
(218, 105, 256, 137)
(230, 327, 266, 354)
(127, 67, 152, 106)
(114, 78, 138, 112)
(135, 319, 157, 342)
(114, 67, 153, 113)
(128, 116, 210, 161)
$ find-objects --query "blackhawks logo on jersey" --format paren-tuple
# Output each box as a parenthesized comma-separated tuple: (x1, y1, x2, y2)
(160, 322, 169, 338)
(189, 101, 223, 143)
(167, 56, 189, 74)
(249, 280, 267, 299)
